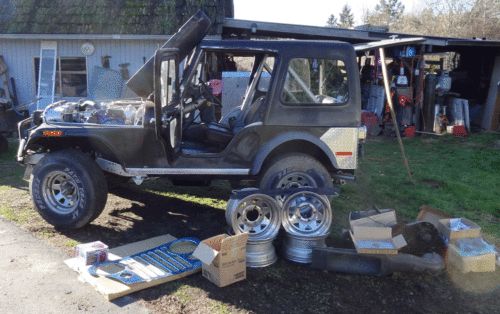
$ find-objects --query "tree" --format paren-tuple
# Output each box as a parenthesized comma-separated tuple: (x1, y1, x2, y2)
(391, 0, 500, 40)
(326, 14, 339, 27)
(366, 0, 405, 26)
(339, 4, 355, 28)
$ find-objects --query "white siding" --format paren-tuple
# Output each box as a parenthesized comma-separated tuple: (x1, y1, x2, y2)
(0, 38, 163, 106)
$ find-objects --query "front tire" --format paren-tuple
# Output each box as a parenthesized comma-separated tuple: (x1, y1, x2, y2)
(258, 153, 333, 201)
(30, 150, 108, 229)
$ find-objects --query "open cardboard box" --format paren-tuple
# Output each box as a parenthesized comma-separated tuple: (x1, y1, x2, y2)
(193, 233, 248, 287)
(447, 240, 496, 273)
(349, 210, 407, 255)
(438, 218, 481, 241)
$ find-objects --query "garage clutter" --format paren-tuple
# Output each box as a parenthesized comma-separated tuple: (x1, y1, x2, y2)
(360, 44, 494, 138)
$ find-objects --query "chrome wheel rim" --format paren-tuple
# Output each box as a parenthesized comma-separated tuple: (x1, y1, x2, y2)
(246, 239, 277, 268)
(282, 233, 327, 264)
(225, 188, 258, 226)
(282, 191, 332, 237)
(228, 193, 281, 241)
(42, 171, 80, 215)
(275, 172, 317, 203)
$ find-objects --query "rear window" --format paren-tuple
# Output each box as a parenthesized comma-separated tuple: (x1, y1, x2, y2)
(281, 58, 349, 105)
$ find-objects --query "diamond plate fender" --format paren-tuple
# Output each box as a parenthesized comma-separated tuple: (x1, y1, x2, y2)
(319, 127, 360, 170)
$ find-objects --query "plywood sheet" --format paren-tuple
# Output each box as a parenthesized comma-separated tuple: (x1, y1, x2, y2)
(65, 234, 201, 300)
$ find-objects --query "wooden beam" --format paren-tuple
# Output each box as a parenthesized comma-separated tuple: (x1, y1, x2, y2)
(379, 48, 415, 183)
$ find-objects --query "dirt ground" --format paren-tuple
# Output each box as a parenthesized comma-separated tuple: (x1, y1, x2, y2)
(0, 150, 499, 313)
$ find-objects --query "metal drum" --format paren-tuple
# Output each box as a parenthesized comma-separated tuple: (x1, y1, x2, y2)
(246, 238, 278, 268)
(281, 191, 332, 237)
(283, 233, 328, 264)
(226, 191, 281, 241)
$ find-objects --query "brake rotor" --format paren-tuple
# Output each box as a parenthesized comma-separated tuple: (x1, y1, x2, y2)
(281, 191, 332, 237)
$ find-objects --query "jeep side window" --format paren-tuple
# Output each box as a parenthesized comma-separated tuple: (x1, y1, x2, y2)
(282, 58, 349, 105)
(160, 59, 177, 108)
(257, 57, 275, 93)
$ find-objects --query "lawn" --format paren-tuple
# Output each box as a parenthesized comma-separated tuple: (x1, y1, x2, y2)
(332, 132, 500, 242)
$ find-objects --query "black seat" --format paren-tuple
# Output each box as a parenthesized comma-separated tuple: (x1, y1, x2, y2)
(205, 96, 266, 146)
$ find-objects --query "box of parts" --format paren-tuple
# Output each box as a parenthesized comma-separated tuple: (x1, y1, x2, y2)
(438, 218, 481, 241)
(349, 210, 407, 255)
(193, 233, 248, 287)
(447, 238, 496, 273)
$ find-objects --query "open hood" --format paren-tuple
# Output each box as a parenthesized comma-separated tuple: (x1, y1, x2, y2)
(127, 10, 211, 97)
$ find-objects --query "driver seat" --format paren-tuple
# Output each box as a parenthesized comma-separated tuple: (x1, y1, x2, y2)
(205, 96, 267, 146)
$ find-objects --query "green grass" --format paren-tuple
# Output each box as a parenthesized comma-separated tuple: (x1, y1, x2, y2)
(332, 133, 500, 241)
(0, 139, 25, 188)
(0, 206, 31, 224)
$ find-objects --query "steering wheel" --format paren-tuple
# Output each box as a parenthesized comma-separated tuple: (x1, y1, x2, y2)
(198, 78, 222, 107)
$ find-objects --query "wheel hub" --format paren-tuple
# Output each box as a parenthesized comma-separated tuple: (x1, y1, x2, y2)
(227, 193, 281, 241)
(297, 202, 316, 221)
(275, 172, 317, 203)
(42, 171, 80, 215)
(282, 191, 332, 236)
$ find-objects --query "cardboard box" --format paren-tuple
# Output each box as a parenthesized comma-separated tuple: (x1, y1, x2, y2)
(193, 233, 248, 287)
(75, 241, 108, 266)
(438, 218, 481, 241)
(349, 210, 407, 255)
(416, 205, 451, 229)
(447, 242, 496, 273)
(349, 210, 398, 229)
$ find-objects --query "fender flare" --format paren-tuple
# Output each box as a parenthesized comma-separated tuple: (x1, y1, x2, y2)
(250, 131, 339, 175)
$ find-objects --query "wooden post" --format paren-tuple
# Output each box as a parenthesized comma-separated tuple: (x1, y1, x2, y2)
(379, 48, 415, 183)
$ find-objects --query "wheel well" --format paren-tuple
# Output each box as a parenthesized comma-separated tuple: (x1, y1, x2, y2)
(30, 137, 120, 163)
(260, 140, 335, 174)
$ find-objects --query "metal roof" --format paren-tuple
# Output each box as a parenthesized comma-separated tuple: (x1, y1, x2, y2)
(223, 18, 500, 49)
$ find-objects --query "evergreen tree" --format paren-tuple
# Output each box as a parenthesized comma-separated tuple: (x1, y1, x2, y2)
(326, 14, 339, 27)
(374, 0, 405, 25)
(339, 4, 355, 28)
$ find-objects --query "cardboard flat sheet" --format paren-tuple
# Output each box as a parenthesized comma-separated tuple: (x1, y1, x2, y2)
(65, 234, 200, 300)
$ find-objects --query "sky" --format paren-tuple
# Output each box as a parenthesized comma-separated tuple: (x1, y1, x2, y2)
(233, 0, 424, 26)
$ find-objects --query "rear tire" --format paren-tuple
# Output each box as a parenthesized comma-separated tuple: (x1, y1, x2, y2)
(258, 153, 333, 200)
(30, 149, 108, 229)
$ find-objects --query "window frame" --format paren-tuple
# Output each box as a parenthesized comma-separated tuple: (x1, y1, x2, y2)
(280, 57, 350, 107)
(34, 56, 88, 98)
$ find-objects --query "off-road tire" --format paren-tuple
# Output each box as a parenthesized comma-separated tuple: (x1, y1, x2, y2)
(0, 134, 8, 154)
(30, 149, 108, 229)
(258, 153, 333, 193)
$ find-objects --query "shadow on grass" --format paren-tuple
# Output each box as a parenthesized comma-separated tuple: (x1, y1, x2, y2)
(58, 184, 228, 248)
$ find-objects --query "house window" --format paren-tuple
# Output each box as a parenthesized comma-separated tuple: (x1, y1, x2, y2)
(35, 57, 87, 97)
(281, 58, 349, 105)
